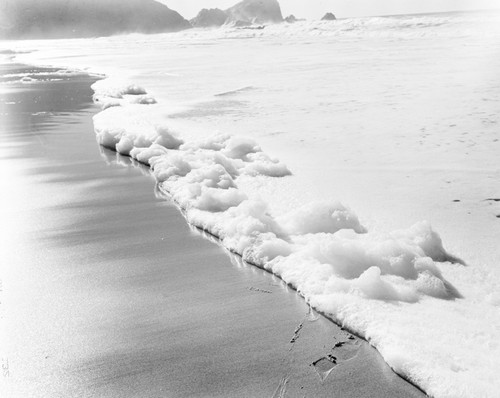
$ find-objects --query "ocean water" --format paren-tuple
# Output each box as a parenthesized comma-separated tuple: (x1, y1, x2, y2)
(2, 10, 500, 397)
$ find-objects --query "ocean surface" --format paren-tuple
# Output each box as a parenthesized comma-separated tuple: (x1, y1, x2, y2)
(2, 10, 500, 397)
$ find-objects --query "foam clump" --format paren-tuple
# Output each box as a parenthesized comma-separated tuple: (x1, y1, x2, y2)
(92, 80, 291, 233)
(272, 223, 459, 302)
(186, 199, 290, 265)
(128, 95, 157, 105)
(91, 78, 461, 306)
(93, 105, 184, 153)
(92, 79, 147, 100)
(354, 266, 417, 302)
(222, 136, 261, 159)
(155, 126, 184, 150)
(394, 221, 464, 264)
(278, 201, 366, 235)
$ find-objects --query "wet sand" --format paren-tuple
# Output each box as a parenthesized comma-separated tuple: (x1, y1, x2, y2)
(0, 63, 425, 397)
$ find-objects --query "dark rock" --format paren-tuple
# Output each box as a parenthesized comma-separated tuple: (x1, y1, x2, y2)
(190, 8, 228, 28)
(321, 12, 337, 21)
(284, 14, 305, 23)
(0, 0, 191, 39)
(225, 0, 284, 24)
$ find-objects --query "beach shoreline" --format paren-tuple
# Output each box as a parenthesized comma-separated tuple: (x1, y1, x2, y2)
(0, 62, 426, 397)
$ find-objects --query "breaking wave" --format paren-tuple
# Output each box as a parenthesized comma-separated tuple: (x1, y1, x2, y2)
(166, 10, 500, 41)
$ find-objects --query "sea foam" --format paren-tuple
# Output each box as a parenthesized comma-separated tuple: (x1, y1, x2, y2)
(90, 77, 472, 397)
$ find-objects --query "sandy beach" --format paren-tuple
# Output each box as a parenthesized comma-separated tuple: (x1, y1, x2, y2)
(0, 64, 426, 397)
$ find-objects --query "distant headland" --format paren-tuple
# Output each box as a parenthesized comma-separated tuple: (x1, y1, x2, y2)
(0, 0, 336, 40)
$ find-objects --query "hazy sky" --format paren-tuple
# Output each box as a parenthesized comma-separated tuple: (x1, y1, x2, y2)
(158, 0, 500, 19)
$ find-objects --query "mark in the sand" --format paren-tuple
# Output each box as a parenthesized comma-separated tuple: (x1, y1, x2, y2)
(272, 375, 289, 398)
(248, 286, 272, 294)
(307, 306, 320, 322)
(289, 321, 304, 345)
(267, 131, 287, 137)
(452, 199, 460, 202)
(485, 198, 500, 202)
(311, 339, 361, 382)
(288, 307, 319, 350)
(496, 215, 500, 218)
(332, 340, 361, 362)
(2, 357, 9, 378)
(311, 355, 337, 382)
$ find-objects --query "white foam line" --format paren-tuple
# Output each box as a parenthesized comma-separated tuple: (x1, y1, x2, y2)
(89, 75, 472, 397)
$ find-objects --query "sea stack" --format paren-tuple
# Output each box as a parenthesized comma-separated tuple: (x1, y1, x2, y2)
(321, 12, 337, 21)
(225, 0, 284, 25)
(190, 8, 228, 28)
(190, 0, 284, 28)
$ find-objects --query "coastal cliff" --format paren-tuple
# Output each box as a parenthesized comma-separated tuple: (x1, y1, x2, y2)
(0, 0, 191, 39)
